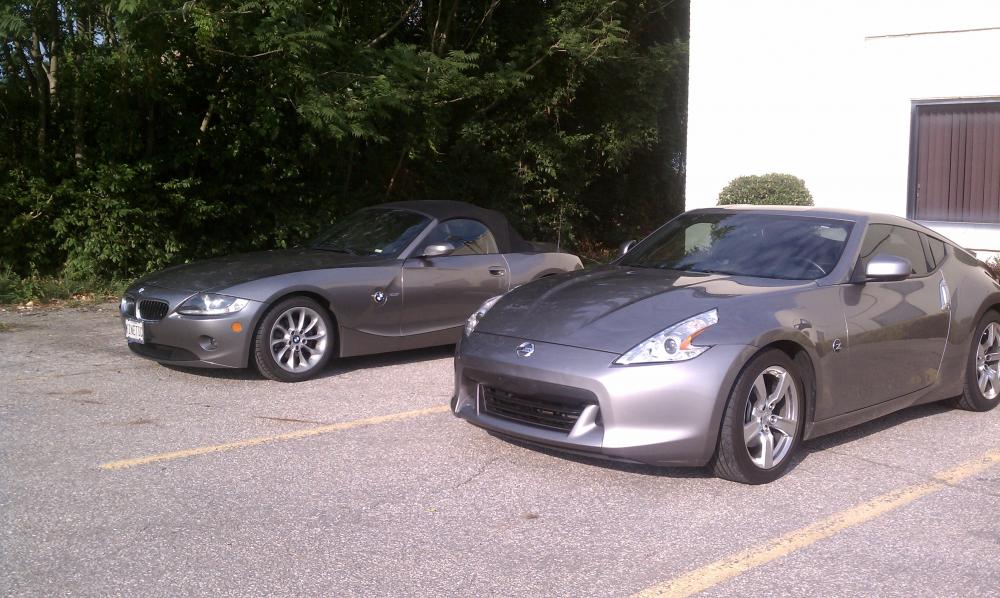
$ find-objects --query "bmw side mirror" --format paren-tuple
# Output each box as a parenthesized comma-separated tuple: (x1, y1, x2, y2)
(865, 254, 912, 282)
(421, 243, 455, 258)
(618, 239, 637, 258)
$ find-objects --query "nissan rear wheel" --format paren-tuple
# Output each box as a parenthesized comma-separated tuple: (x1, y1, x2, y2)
(712, 349, 805, 484)
(253, 296, 334, 382)
(950, 311, 1000, 412)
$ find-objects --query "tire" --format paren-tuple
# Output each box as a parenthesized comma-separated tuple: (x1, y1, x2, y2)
(252, 296, 335, 382)
(712, 349, 806, 484)
(949, 310, 1000, 412)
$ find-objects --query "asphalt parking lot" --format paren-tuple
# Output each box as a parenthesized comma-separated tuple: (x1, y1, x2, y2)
(2, 304, 1000, 597)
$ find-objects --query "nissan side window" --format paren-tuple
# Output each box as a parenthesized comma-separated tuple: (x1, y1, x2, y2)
(422, 219, 499, 256)
(858, 225, 930, 277)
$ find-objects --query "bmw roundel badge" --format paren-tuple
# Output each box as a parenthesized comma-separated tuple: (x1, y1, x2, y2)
(515, 342, 535, 357)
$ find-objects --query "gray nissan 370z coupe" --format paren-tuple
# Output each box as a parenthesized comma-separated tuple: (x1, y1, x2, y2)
(454, 206, 1000, 484)
(119, 200, 582, 382)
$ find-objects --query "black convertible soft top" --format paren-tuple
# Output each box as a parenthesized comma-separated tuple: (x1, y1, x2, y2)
(379, 200, 535, 253)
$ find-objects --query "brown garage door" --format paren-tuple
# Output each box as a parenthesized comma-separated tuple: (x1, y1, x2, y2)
(911, 101, 1000, 223)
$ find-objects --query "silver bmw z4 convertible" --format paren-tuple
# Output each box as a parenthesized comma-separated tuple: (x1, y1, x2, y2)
(119, 201, 581, 382)
(454, 206, 1000, 484)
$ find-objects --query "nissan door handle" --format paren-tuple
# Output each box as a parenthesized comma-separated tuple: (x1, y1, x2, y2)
(489, 267, 506, 276)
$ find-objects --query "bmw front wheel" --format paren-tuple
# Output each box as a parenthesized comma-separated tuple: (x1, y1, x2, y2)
(253, 296, 334, 382)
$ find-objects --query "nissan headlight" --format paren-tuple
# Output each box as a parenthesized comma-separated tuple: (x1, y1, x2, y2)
(464, 295, 502, 336)
(177, 293, 250, 316)
(615, 309, 718, 365)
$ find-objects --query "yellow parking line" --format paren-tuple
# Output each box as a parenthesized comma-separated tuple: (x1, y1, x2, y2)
(632, 447, 1000, 598)
(99, 405, 450, 471)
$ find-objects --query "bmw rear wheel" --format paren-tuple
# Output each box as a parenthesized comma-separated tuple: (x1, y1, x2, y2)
(951, 311, 1000, 412)
(713, 349, 805, 484)
(253, 296, 334, 382)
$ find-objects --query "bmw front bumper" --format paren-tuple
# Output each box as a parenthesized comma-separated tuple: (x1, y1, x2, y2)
(119, 285, 265, 369)
(453, 331, 757, 467)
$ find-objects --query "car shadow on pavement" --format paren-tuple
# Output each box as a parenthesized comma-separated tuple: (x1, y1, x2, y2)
(161, 344, 456, 382)
(802, 400, 953, 453)
(488, 400, 957, 480)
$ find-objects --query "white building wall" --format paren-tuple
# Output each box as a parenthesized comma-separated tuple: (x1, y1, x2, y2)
(686, 0, 1000, 254)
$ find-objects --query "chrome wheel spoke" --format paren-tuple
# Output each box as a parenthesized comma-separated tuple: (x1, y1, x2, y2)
(303, 332, 325, 341)
(767, 370, 789, 409)
(770, 415, 797, 438)
(744, 421, 760, 445)
(760, 429, 775, 469)
(302, 318, 319, 334)
(297, 310, 306, 331)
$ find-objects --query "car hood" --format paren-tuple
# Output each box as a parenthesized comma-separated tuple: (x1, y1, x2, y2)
(476, 266, 808, 354)
(136, 247, 387, 293)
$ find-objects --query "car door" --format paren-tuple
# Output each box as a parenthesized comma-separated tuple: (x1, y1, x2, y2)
(835, 224, 950, 415)
(401, 218, 510, 336)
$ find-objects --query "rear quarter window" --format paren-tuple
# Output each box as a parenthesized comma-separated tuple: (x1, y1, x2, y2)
(920, 234, 948, 271)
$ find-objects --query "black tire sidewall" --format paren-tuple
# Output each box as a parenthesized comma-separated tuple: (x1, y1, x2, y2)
(253, 297, 335, 382)
(718, 349, 806, 484)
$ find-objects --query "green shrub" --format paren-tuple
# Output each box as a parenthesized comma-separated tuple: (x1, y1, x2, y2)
(986, 256, 1000, 280)
(0, 266, 127, 305)
(717, 173, 814, 206)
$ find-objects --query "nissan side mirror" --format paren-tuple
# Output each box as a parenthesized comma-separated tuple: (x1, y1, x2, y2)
(421, 243, 455, 258)
(865, 254, 912, 282)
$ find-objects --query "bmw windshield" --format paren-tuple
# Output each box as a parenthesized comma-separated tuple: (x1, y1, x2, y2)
(311, 208, 430, 257)
(619, 212, 854, 280)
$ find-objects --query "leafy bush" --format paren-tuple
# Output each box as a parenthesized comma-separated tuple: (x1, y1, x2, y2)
(718, 173, 814, 206)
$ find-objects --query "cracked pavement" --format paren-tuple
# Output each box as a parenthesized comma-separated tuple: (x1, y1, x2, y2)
(2, 303, 1000, 596)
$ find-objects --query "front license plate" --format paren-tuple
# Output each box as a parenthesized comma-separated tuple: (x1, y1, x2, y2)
(125, 318, 145, 344)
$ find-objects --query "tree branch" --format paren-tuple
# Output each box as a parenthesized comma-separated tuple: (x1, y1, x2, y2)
(367, 0, 420, 48)
(464, 0, 501, 51)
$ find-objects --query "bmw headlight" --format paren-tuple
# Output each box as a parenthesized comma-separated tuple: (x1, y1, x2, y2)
(615, 309, 719, 365)
(177, 293, 250, 316)
(464, 295, 503, 336)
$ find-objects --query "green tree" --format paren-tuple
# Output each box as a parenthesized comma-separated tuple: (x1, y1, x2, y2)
(1, 1, 688, 279)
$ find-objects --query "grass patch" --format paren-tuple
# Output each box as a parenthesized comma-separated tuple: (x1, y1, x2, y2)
(0, 267, 127, 306)
(0, 322, 12, 332)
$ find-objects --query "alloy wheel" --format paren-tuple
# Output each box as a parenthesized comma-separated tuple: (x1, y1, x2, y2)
(976, 322, 1000, 400)
(269, 306, 328, 373)
(742, 366, 799, 469)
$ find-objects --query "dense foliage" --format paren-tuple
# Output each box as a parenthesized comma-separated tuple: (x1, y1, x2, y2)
(0, 0, 688, 280)
(717, 173, 814, 207)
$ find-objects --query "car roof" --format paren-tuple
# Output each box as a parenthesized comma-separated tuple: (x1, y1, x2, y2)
(688, 205, 968, 251)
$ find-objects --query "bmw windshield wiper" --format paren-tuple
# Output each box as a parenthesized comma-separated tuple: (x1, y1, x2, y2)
(313, 243, 358, 255)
